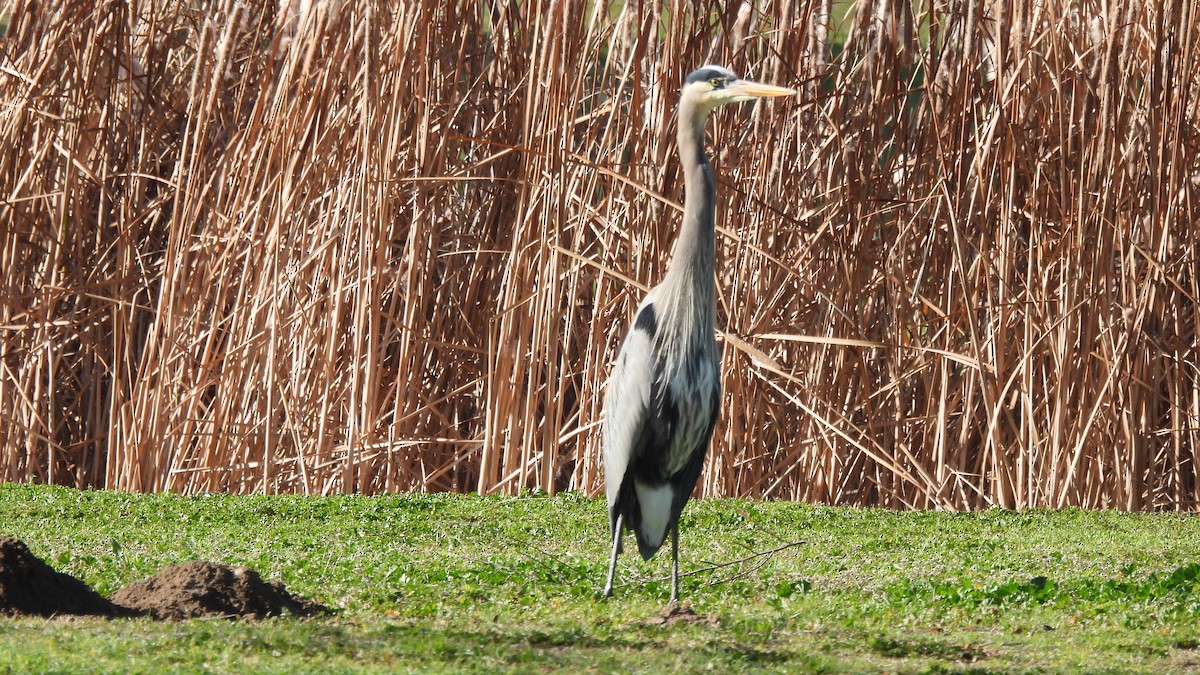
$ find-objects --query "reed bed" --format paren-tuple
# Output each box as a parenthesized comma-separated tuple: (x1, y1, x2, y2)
(1, 0, 1197, 508)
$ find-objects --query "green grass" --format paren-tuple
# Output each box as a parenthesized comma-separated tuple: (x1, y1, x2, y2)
(1, 484, 1199, 673)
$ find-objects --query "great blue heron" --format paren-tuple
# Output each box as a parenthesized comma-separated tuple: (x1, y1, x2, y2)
(602, 65, 794, 603)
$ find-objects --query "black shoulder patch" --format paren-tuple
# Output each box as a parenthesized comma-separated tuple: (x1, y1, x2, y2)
(634, 303, 658, 337)
(685, 66, 734, 85)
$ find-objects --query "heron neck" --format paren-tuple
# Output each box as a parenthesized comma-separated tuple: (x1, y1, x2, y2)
(660, 100, 717, 336)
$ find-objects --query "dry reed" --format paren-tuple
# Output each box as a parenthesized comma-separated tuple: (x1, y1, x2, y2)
(1, 0, 1197, 508)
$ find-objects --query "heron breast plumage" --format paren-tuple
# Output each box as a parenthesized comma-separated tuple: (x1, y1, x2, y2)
(657, 349, 718, 475)
(610, 294, 719, 556)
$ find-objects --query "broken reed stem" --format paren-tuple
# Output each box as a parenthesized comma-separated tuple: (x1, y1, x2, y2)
(0, 0, 1197, 509)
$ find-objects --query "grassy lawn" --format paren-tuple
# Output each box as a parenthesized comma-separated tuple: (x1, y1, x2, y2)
(1, 484, 1199, 673)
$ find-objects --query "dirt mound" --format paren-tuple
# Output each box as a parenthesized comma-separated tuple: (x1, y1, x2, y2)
(111, 560, 327, 620)
(647, 601, 720, 627)
(0, 536, 326, 621)
(0, 535, 122, 617)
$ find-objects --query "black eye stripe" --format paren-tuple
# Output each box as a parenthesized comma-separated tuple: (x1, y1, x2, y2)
(685, 67, 736, 85)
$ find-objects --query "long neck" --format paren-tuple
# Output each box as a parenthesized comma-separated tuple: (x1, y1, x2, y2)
(658, 97, 717, 348)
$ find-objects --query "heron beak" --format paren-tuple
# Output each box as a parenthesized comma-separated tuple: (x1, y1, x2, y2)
(726, 79, 797, 100)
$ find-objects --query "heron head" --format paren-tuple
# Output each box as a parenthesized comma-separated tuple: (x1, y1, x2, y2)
(682, 65, 796, 113)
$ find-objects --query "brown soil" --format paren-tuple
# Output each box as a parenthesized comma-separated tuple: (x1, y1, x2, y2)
(0, 535, 122, 617)
(111, 560, 327, 620)
(0, 535, 326, 621)
(647, 601, 720, 627)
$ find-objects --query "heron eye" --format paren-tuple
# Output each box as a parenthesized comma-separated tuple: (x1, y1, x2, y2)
(709, 78, 722, 88)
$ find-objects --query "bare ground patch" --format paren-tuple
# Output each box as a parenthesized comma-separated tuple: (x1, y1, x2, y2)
(0, 536, 326, 620)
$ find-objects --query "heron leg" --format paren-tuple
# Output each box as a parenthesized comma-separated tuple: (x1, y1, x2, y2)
(669, 522, 680, 604)
(603, 513, 623, 598)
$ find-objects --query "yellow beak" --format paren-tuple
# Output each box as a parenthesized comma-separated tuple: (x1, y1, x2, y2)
(725, 80, 797, 99)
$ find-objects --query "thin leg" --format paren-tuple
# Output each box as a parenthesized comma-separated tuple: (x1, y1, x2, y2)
(669, 522, 680, 604)
(603, 513, 623, 598)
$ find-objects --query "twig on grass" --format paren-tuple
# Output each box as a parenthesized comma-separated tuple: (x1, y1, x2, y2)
(686, 539, 807, 587)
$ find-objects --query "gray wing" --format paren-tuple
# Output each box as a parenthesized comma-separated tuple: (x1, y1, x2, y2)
(602, 297, 659, 517)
